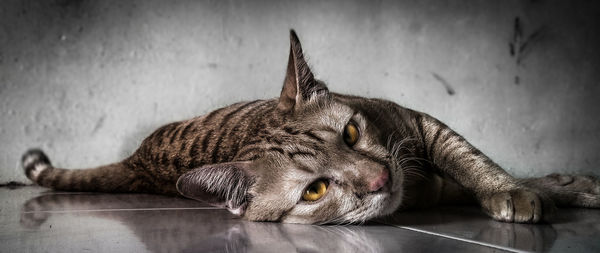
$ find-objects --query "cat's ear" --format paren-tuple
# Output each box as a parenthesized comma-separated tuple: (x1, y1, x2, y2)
(176, 161, 255, 216)
(277, 30, 329, 112)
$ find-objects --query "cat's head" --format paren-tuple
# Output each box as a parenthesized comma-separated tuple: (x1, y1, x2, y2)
(177, 30, 405, 224)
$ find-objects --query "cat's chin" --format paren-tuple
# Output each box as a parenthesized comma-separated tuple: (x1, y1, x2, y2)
(376, 169, 404, 216)
(378, 189, 403, 217)
(346, 190, 403, 224)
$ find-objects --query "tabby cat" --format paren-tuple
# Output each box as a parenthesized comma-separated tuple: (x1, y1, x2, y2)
(22, 30, 600, 224)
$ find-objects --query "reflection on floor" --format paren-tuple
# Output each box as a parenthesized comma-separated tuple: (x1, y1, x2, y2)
(1, 186, 598, 252)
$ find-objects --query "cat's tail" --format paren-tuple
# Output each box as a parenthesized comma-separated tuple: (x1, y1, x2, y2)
(21, 149, 141, 193)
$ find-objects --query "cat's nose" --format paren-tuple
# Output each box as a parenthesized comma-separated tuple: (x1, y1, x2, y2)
(368, 169, 389, 192)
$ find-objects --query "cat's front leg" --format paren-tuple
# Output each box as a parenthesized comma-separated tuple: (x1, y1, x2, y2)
(521, 174, 600, 208)
(413, 113, 555, 223)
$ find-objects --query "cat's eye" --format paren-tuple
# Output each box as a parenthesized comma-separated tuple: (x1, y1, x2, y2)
(343, 122, 359, 146)
(302, 180, 328, 201)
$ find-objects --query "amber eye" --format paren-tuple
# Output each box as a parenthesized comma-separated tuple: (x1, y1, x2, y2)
(302, 180, 328, 201)
(343, 122, 359, 146)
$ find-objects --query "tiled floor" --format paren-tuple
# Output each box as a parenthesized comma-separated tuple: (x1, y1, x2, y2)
(1, 186, 598, 252)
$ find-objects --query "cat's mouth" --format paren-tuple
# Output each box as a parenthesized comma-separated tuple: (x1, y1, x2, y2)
(377, 167, 404, 215)
(386, 165, 403, 194)
(375, 190, 403, 218)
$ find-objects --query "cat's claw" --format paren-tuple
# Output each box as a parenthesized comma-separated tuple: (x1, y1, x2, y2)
(483, 189, 555, 223)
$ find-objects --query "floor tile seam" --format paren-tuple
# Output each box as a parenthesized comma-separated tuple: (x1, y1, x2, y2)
(375, 222, 531, 253)
(21, 207, 223, 213)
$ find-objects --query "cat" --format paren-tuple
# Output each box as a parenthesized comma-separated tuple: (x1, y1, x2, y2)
(21, 30, 600, 224)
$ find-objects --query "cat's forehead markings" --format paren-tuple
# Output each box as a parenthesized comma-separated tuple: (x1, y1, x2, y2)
(318, 103, 355, 130)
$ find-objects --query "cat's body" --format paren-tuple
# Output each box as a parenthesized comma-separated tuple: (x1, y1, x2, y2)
(22, 31, 600, 224)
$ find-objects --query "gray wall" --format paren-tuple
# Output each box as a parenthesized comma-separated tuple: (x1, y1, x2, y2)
(1, 0, 599, 183)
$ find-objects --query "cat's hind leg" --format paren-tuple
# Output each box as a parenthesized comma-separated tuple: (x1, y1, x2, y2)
(521, 174, 600, 208)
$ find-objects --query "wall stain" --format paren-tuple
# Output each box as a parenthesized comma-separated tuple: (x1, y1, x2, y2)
(431, 72, 456, 95)
(91, 115, 106, 135)
(534, 138, 542, 153)
(509, 16, 547, 85)
(509, 17, 546, 65)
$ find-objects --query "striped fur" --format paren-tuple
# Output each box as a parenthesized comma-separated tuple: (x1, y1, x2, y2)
(22, 30, 599, 224)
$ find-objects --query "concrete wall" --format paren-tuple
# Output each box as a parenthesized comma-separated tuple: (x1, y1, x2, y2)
(1, 0, 599, 183)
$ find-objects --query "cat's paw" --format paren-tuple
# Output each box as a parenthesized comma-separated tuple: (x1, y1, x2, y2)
(525, 174, 600, 208)
(542, 174, 599, 194)
(481, 189, 555, 223)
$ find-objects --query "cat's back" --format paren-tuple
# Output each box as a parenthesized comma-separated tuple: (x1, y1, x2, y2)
(127, 99, 281, 188)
